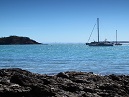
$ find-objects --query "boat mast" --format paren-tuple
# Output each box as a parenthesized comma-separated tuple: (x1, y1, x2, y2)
(97, 18, 99, 43)
(116, 30, 117, 44)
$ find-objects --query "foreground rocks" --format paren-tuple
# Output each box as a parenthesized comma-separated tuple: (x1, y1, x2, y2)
(0, 68, 129, 97)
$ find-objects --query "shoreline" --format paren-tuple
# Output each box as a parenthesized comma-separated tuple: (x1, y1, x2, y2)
(0, 68, 129, 97)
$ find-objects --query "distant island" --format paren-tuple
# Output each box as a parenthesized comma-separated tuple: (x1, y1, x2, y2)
(0, 36, 41, 45)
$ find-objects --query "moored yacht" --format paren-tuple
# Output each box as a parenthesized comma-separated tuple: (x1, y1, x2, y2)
(114, 30, 122, 45)
(86, 18, 113, 46)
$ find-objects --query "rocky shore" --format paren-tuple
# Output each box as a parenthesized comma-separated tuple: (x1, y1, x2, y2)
(0, 68, 129, 97)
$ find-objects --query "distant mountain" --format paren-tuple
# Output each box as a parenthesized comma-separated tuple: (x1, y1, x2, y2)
(0, 36, 41, 45)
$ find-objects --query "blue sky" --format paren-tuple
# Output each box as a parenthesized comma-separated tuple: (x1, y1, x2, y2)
(0, 0, 129, 43)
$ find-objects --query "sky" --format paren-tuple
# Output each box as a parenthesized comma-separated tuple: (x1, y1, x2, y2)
(0, 0, 129, 43)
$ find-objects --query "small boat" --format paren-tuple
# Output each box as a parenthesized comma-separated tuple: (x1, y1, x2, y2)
(114, 30, 122, 45)
(86, 18, 113, 46)
(86, 41, 113, 46)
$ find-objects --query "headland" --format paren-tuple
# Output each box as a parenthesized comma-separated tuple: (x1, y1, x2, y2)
(0, 36, 41, 45)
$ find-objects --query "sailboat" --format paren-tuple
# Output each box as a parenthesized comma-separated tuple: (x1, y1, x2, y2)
(115, 30, 122, 45)
(86, 18, 113, 46)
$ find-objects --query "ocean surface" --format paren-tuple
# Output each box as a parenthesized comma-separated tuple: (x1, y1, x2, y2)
(0, 43, 129, 75)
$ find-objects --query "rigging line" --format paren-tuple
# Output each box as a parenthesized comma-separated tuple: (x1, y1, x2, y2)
(87, 23, 96, 43)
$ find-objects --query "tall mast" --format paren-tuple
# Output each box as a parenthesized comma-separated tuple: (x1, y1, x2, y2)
(116, 30, 117, 44)
(97, 18, 99, 42)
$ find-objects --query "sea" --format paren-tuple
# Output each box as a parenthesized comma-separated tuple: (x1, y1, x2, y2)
(0, 43, 129, 75)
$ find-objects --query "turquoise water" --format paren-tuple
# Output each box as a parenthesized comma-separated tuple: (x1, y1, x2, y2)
(0, 44, 129, 75)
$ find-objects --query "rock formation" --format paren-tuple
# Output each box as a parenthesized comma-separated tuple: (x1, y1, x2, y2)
(0, 36, 41, 45)
(0, 68, 129, 97)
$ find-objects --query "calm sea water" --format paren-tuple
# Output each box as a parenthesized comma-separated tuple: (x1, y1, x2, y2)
(0, 44, 129, 75)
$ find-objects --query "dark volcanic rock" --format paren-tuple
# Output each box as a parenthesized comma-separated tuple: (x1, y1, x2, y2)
(0, 36, 41, 45)
(0, 68, 129, 97)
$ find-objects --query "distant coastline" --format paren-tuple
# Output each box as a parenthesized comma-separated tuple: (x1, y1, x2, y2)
(0, 36, 41, 45)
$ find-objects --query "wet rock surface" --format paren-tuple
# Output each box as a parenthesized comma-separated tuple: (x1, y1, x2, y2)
(0, 68, 129, 97)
